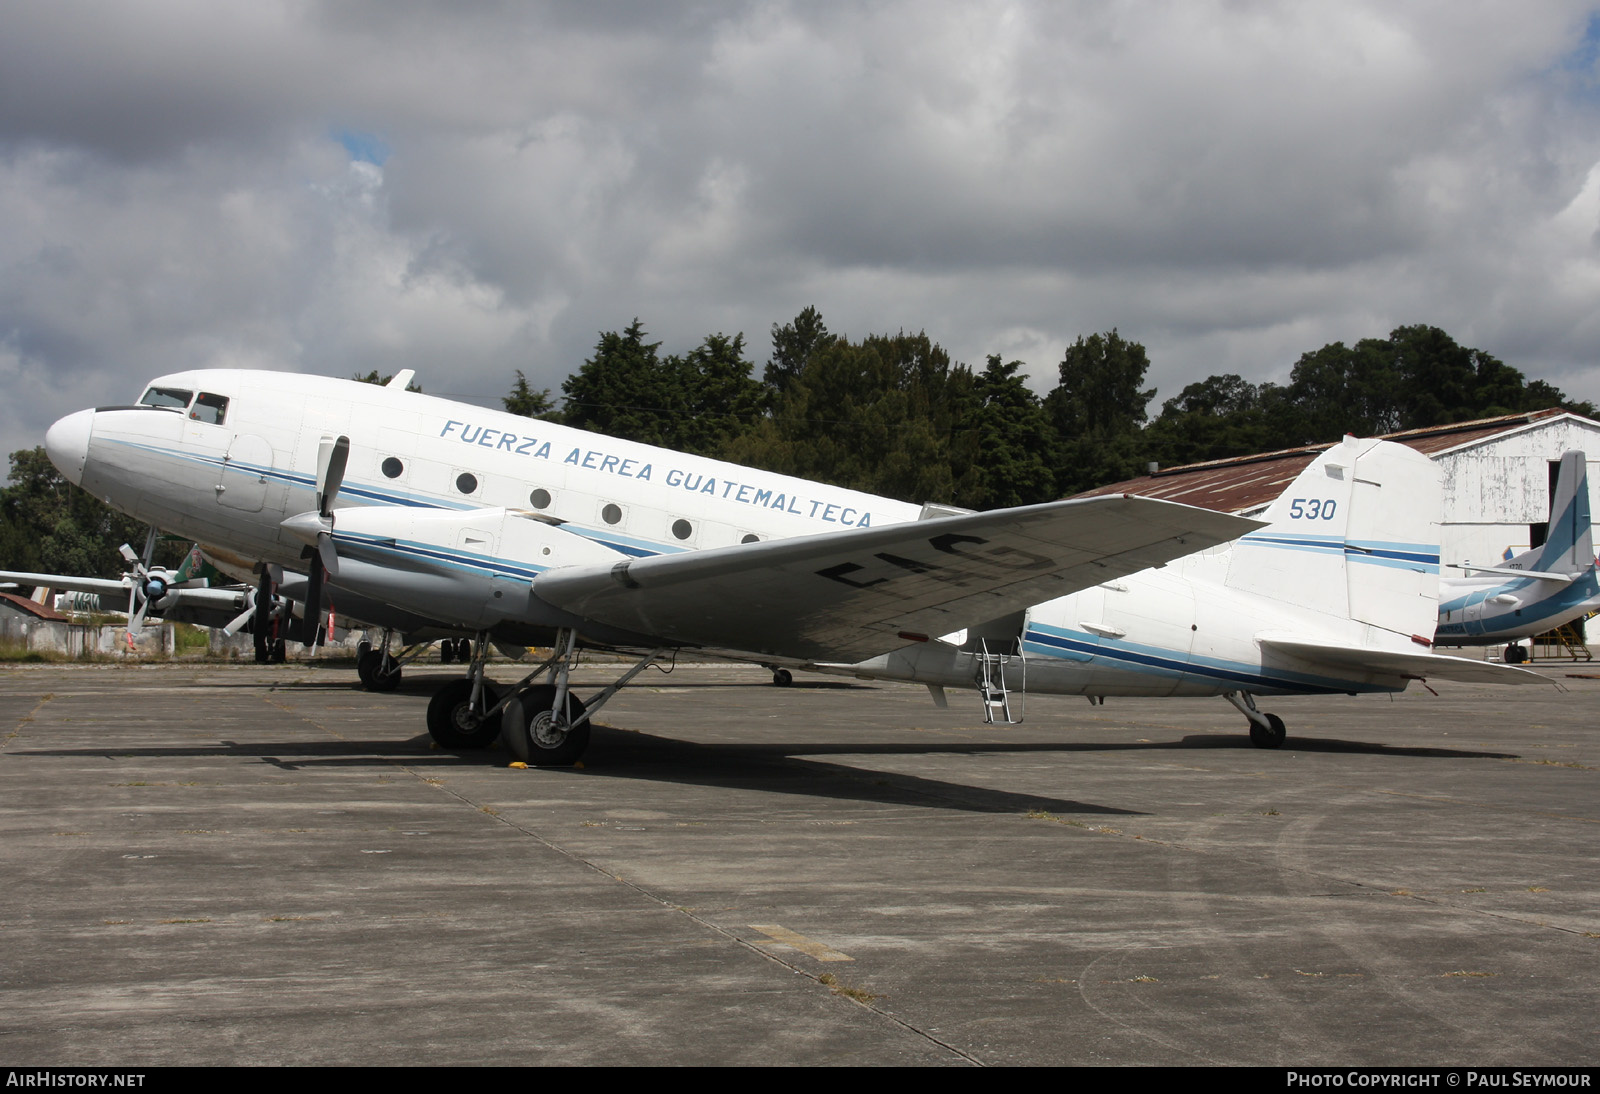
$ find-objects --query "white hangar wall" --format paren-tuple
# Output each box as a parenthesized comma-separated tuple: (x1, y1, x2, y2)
(1433, 413, 1600, 568)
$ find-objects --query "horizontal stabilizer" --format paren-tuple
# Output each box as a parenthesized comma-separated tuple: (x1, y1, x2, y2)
(535, 495, 1262, 661)
(1443, 563, 1577, 583)
(1258, 635, 1546, 685)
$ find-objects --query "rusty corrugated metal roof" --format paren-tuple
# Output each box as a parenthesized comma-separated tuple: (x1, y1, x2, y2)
(0, 591, 69, 622)
(1074, 408, 1584, 514)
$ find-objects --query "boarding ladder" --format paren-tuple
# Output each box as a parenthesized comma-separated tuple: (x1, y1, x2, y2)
(975, 638, 1026, 724)
(1534, 615, 1595, 662)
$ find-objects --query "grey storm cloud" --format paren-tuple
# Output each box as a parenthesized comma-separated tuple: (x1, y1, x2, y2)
(2, 0, 1598, 456)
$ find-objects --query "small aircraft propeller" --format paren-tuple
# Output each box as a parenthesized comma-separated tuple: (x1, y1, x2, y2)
(117, 537, 181, 638)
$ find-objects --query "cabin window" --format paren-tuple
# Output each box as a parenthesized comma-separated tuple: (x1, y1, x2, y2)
(381, 457, 404, 479)
(741, 534, 760, 544)
(530, 488, 552, 509)
(191, 392, 228, 425)
(455, 472, 479, 495)
(601, 503, 623, 525)
(139, 386, 191, 410)
(671, 519, 693, 541)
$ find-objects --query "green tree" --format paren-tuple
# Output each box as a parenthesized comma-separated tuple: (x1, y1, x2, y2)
(765, 305, 833, 398)
(949, 355, 1057, 509)
(1045, 330, 1156, 495)
(674, 333, 764, 458)
(560, 320, 685, 446)
(1284, 325, 1596, 443)
(1143, 374, 1304, 467)
(732, 330, 972, 503)
(502, 370, 556, 419)
(0, 447, 180, 577)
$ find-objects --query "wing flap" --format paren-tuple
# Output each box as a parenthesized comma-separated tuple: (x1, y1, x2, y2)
(534, 495, 1261, 661)
(1259, 635, 1547, 685)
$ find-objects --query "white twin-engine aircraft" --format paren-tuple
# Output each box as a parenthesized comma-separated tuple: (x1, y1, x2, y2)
(39, 368, 1540, 764)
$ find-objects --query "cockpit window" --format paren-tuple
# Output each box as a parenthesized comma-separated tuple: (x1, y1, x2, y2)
(191, 392, 228, 425)
(139, 386, 192, 410)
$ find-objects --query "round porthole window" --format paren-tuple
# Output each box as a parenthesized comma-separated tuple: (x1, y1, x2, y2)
(741, 533, 760, 544)
(381, 457, 404, 479)
(672, 519, 693, 540)
(601, 503, 622, 525)
(456, 472, 479, 495)
(530, 488, 552, 509)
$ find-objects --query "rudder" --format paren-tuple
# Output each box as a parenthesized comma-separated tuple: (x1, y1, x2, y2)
(1225, 436, 1441, 640)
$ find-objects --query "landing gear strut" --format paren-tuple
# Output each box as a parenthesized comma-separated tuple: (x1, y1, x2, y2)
(1224, 691, 1287, 749)
(425, 633, 501, 749)
(497, 629, 668, 766)
(356, 629, 406, 692)
(251, 569, 284, 664)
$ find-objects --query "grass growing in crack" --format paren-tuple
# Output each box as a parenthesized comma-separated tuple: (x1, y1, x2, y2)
(818, 973, 880, 1003)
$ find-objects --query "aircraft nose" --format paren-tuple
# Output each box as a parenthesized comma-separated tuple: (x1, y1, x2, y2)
(44, 408, 94, 486)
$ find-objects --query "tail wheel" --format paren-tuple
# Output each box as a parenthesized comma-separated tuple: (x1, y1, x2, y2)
(1249, 713, 1287, 749)
(502, 684, 591, 766)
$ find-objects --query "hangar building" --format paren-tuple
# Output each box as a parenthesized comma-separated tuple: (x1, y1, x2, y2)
(1077, 408, 1600, 572)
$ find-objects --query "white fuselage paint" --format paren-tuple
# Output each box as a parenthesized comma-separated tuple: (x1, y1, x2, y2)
(62, 370, 1430, 701)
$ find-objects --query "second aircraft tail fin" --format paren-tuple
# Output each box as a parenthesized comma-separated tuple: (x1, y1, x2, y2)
(1507, 451, 1593, 576)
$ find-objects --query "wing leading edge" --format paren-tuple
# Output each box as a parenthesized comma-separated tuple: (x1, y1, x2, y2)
(533, 495, 1263, 662)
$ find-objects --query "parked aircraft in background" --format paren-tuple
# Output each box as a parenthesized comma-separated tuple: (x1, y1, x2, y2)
(1436, 450, 1600, 662)
(35, 370, 1539, 764)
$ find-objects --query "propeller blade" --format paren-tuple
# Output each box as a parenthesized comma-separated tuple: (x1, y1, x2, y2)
(222, 590, 255, 636)
(316, 435, 350, 519)
(316, 531, 339, 578)
(128, 591, 149, 636)
(119, 543, 139, 565)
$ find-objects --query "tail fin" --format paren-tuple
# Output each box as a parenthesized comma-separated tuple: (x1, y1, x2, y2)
(1508, 451, 1592, 575)
(1225, 436, 1441, 640)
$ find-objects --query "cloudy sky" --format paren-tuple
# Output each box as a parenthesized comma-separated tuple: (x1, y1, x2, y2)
(3, 1, 1599, 456)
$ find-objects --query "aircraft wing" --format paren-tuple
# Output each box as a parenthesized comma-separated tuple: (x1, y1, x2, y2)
(534, 496, 1261, 662)
(0, 569, 250, 624)
(1258, 635, 1547, 684)
(0, 571, 132, 597)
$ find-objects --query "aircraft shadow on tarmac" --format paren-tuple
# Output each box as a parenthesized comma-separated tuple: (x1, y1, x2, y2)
(13, 717, 1518, 818)
(14, 728, 1139, 816)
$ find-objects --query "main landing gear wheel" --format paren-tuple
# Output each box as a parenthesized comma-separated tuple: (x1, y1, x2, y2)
(357, 648, 402, 692)
(771, 668, 793, 687)
(1504, 643, 1528, 664)
(1249, 712, 1287, 749)
(426, 679, 503, 749)
(502, 684, 590, 767)
(440, 640, 456, 664)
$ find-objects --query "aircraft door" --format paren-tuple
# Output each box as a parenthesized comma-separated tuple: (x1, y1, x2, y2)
(217, 434, 274, 512)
